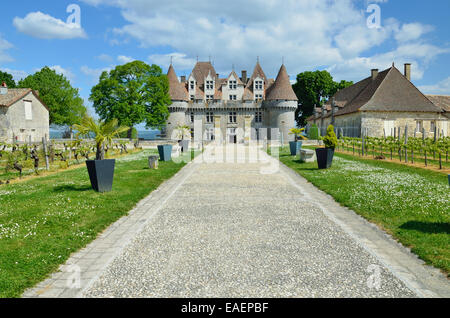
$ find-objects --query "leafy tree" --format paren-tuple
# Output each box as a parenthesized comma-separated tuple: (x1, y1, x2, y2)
(90, 61, 171, 138)
(18, 67, 86, 127)
(292, 71, 353, 127)
(0, 70, 17, 88)
(332, 80, 353, 96)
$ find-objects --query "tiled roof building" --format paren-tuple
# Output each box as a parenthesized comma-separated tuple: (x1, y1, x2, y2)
(307, 64, 449, 138)
(0, 84, 49, 143)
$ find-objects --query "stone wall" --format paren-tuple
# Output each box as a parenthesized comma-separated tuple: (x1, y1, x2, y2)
(360, 111, 448, 137)
(312, 111, 448, 138)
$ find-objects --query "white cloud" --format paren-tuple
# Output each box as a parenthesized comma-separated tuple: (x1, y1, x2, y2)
(97, 54, 113, 62)
(0, 68, 28, 82)
(148, 52, 196, 72)
(80, 0, 448, 83)
(0, 36, 14, 63)
(394, 23, 434, 43)
(419, 77, 450, 95)
(13, 11, 87, 40)
(49, 65, 75, 82)
(81, 65, 112, 83)
(117, 55, 135, 64)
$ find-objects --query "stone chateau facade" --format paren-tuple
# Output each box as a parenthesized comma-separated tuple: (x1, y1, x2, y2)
(163, 61, 298, 144)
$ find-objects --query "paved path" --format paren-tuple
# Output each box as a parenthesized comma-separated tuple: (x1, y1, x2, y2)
(23, 145, 449, 298)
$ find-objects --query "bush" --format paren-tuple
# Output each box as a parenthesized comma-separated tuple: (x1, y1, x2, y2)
(323, 125, 338, 149)
(308, 124, 320, 140)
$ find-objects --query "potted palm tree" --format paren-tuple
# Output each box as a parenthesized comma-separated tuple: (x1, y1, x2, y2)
(73, 115, 128, 193)
(316, 125, 338, 169)
(288, 128, 308, 156)
(175, 124, 191, 153)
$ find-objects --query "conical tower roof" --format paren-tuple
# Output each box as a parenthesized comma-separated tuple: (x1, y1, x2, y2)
(266, 65, 298, 101)
(167, 64, 188, 101)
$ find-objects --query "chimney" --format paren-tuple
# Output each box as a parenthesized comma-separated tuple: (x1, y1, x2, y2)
(404, 63, 411, 81)
(0, 82, 7, 95)
(371, 69, 379, 80)
(241, 70, 247, 84)
(216, 73, 219, 80)
(180, 76, 186, 83)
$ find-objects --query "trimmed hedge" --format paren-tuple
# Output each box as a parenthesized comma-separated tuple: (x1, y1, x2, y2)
(308, 124, 320, 140)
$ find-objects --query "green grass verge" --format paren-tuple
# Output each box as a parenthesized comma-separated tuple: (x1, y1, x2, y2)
(0, 149, 197, 298)
(273, 146, 450, 276)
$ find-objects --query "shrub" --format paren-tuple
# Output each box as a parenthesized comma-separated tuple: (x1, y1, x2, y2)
(308, 124, 320, 140)
(323, 125, 338, 149)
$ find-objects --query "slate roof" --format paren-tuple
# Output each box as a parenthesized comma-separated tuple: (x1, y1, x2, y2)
(266, 65, 298, 101)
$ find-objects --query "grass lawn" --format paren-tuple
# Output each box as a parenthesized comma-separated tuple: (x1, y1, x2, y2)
(0, 149, 197, 298)
(273, 146, 450, 276)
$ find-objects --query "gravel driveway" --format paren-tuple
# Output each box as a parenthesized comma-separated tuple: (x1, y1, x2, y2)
(81, 146, 421, 298)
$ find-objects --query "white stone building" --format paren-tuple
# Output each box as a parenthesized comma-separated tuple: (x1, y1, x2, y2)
(0, 83, 50, 143)
(307, 64, 449, 138)
(164, 61, 298, 144)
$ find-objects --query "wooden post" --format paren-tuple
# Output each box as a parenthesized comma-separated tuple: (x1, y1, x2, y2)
(404, 126, 408, 163)
(69, 132, 73, 162)
(361, 131, 365, 156)
(434, 125, 437, 142)
(398, 127, 401, 141)
(394, 127, 396, 140)
(42, 135, 49, 171)
(422, 127, 426, 141)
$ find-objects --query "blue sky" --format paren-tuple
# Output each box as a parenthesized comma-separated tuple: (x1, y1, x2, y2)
(1, 0, 449, 126)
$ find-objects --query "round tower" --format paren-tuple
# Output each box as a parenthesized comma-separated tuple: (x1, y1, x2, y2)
(265, 64, 298, 142)
(166, 64, 189, 140)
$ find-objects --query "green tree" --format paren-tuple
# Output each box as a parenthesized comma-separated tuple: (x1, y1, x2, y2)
(18, 67, 86, 127)
(0, 70, 17, 88)
(89, 61, 171, 138)
(292, 71, 353, 127)
(332, 80, 353, 96)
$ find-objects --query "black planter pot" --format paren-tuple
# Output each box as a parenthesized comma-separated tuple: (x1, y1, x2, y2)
(86, 159, 116, 193)
(315, 148, 335, 169)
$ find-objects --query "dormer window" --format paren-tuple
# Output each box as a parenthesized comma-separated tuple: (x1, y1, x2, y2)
(206, 80, 214, 90)
(255, 80, 263, 90)
(229, 80, 237, 90)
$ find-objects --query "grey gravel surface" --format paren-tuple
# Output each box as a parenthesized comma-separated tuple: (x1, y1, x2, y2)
(82, 149, 417, 298)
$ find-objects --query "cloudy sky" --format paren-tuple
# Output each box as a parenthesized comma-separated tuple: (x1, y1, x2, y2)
(1, 0, 449, 118)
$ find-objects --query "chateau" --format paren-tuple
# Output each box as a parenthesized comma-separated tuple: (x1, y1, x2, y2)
(164, 61, 298, 144)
